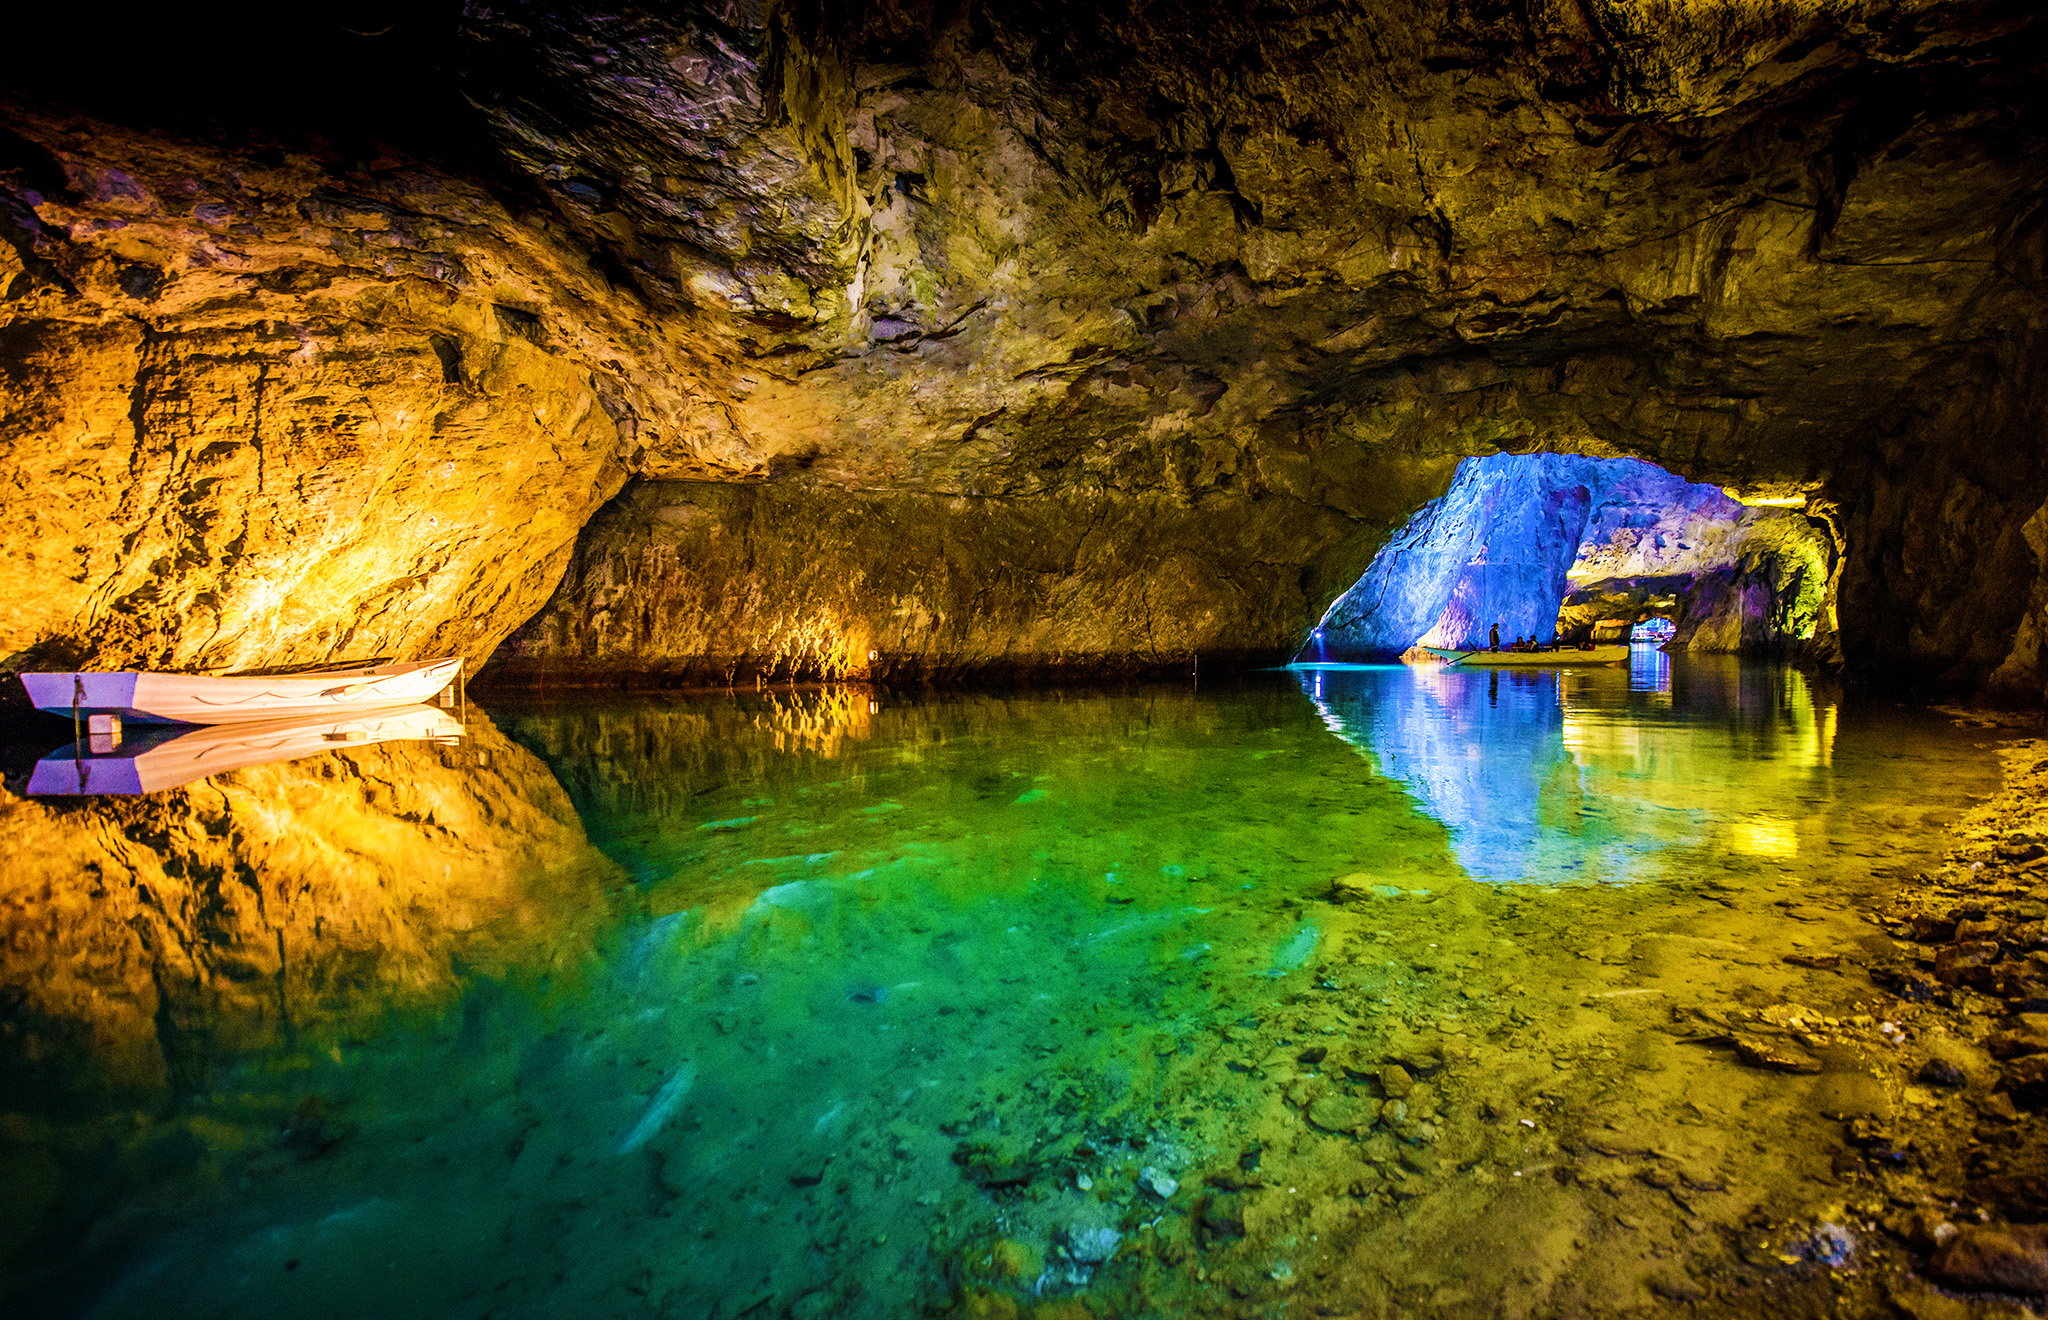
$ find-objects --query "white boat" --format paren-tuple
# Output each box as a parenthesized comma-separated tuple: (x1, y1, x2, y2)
(1417, 644, 1630, 667)
(27, 705, 465, 796)
(18, 656, 462, 725)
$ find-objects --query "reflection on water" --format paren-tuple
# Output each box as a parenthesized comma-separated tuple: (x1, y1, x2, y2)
(26, 706, 465, 795)
(1298, 658, 1840, 884)
(1627, 641, 1670, 696)
(0, 669, 2006, 1319)
(0, 711, 618, 1107)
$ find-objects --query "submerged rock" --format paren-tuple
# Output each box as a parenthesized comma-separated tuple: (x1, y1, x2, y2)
(1809, 1071, 1891, 1121)
(1064, 1226, 1120, 1265)
(1797, 1222, 1859, 1268)
(1935, 941, 2004, 988)
(1917, 1058, 1969, 1089)
(954, 1140, 1034, 1190)
(1730, 1034, 1822, 1074)
(1139, 1167, 1179, 1200)
(1197, 1193, 1246, 1247)
(1305, 1093, 1379, 1135)
(1931, 1225, 2048, 1295)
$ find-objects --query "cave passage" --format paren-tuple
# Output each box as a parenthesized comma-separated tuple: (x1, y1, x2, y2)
(7, 0, 2048, 1314)
(1301, 455, 1834, 662)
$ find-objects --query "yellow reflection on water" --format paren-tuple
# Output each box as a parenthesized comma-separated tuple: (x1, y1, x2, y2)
(1729, 815, 1799, 856)
(752, 686, 876, 757)
(1556, 662, 1835, 873)
(1322, 657, 1849, 884)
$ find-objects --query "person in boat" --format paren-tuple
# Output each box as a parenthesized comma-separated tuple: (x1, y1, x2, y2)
(1489, 623, 1500, 652)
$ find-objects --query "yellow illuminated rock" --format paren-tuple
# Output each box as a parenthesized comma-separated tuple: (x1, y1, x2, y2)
(0, 712, 622, 1100)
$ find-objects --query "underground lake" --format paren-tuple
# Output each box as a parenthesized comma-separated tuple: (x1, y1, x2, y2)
(0, 658, 2032, 1318)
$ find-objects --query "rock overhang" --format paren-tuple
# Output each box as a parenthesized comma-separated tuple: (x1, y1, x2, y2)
(0, 2, 2043, 692)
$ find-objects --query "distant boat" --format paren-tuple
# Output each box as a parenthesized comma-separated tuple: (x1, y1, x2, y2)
(27, 705, 465, 795)
(1417, 644, 1629, 667)
(18, 657, 462, 725)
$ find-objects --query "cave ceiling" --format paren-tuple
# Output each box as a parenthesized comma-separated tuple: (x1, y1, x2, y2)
(1, 1, 2044, 682)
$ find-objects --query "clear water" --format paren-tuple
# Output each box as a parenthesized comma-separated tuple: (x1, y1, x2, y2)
(0, 660, 2002, 1317)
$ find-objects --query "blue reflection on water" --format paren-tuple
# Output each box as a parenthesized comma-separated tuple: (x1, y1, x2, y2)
(1291, 659, 1831, 885)
(1629, 643, 1671, 694)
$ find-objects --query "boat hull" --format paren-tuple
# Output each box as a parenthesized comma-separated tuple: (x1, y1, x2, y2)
(1417, 645, 1630, 667)
(19, 657, 463, 724)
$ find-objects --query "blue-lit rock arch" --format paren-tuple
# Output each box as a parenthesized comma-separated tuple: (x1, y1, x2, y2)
(1301, 454, 1829, 661)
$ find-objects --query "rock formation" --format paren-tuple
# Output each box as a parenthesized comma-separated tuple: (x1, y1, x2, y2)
(1308, 453, 1830, 657)
(1, 3, 2045, 693)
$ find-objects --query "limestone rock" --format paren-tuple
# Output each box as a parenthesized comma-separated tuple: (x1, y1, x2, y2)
(4, 4, 2048, 690)
(484, 478, 1388, 683)
(1313, 453, 1831, 655)
(1305, 1093, 1380, 1135)
(1936, 941, 2004, 988)
(0, 112, 655, 672)
(1730, 1033, 1822, 1074)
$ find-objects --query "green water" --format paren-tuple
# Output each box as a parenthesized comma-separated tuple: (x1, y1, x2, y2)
(0, 660, 2006, 1318)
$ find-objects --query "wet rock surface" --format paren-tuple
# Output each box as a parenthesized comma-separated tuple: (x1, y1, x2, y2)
(0, 109, 658, 673)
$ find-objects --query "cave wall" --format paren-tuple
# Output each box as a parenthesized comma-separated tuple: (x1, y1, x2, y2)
(1553, 484, 1835, 654)
(2, 3, 2046, 693)
(0, 112, 660, 673)
(1840, 259, 2048, 697)
(484, 469, 1434, 683)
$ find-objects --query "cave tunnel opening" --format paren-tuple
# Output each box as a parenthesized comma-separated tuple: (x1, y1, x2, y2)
(1298, 453, 1835, 664)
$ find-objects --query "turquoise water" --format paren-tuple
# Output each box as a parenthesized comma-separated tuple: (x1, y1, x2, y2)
(0, 661, 2003, 1317)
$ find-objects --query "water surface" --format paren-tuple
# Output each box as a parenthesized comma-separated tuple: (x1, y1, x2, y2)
(0, 659, 2001, 1317)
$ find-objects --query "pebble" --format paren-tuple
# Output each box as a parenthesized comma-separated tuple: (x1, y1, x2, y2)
(1306, 1093, 1379, 1135)
(1065, 1226, 1121, 1264)
(1917, 1058, 1968, 1089)
(1140, 1166, 1178, 1199)
(1931, 1224, 2048, 1294)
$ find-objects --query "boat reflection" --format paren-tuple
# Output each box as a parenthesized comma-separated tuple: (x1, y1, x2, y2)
(1296, 658, 1838, 884)
(26, 705, 465, 795)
